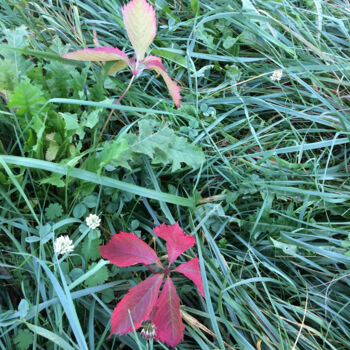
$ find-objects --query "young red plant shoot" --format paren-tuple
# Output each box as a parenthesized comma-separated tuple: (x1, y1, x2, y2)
(99, 223, 204, 348)
(62, 0, 181, 107)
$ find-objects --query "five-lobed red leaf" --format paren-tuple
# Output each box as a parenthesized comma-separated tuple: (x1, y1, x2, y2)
(173, 256, 205, 297)
(152, 276, 184, 347)
(99, 232, 161, 267)
(110, 274, 164, 336)
(154, 223, 195, 265)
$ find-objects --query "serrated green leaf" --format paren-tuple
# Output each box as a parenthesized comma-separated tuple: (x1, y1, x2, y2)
(60, 112, 79, 130)
(84, 263, 109, 287)
(119, 119, 205, 171)
(45, 203, 63, 220)
(161, 133, 205, 171)
(14, 329, 33, 350)
(0, 59, 18, 93)
(82, 237, 101, 262)
(39, 173, 65, 187)
(1, 26, 34, 74)
(223, 36, 237, 49)
(7, 79, 46, 116)
(97, 138, 129, 174)
(82, 109, 101, 129)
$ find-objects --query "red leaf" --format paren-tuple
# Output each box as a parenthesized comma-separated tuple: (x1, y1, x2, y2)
(110, 274, 164, 336)
(173, 256, 204, 297)
(143, 56, 181, 107)
(154, 223, 195, 265)
(152, 277, 184, 347)
(99, 232, 162, 267)
(122, 0, 157, 61)
(62, 46, 129, 63)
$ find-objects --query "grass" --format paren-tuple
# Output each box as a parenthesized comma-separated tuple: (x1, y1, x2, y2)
(1, 0, 350, 349)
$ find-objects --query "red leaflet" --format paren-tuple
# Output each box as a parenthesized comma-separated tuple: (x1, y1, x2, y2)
(152, 277, 184, 347)
(110, 274, 164, 335)
(154, 223, 195, 265)
(144, 57, 181, 108)
(173, 256, 205, 297)
(99, 232, 162, 267)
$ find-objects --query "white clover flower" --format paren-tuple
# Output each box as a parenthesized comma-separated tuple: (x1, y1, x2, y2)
(54, 235, 74, 255)
(140, 321, 156, 340)
(85, 214, 101, 229)
(270, 69, 283, 82)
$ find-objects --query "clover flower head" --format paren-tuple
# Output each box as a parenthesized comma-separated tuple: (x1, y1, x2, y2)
(55, 235, 74, 255)
(140, 321, 156, 340)
(271, 69, 283, 82)
(86, 213, 101, 229)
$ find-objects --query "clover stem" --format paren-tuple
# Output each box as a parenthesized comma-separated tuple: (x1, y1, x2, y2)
(97, 74, 135, 142)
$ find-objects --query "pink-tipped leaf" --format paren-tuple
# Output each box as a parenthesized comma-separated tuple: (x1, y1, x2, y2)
(62, 46, 130, 65)
(144, 56, 181, 107)
(110, 274, 164, 336)
(99, 232, 162, 267)
(152, 277, 184, 347)
(122, 0, 156, 61)
(173, 256, 205, 297)
(154, 223, 195, 265)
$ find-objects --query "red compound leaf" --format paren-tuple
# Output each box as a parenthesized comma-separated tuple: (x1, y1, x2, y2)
(110, 273, 164, 336)
(152, 277, 184, 347)
(173, 256, 204, 297)
(99, 232, 162, 267)
(154, 223, 195, 266)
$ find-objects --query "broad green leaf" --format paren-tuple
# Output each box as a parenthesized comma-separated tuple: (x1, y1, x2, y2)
(7, 79, 46, 116)
(13, 329, 33, 350)
(60, 112, 79, 130)
(82, 109, 101, 129)
(1, 25, 33, 74)
(122, 0, 156, 61)
(39, 173, 65, 188)
(0, 59, 18, 93)
(84, 263, 109, 287)
(120, 119, 205, 171)
(97, 138, 129, 174)
(82, 236, 102, 262)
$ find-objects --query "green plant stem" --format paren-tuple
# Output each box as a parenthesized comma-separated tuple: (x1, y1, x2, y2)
(97, 75, 135, 142)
